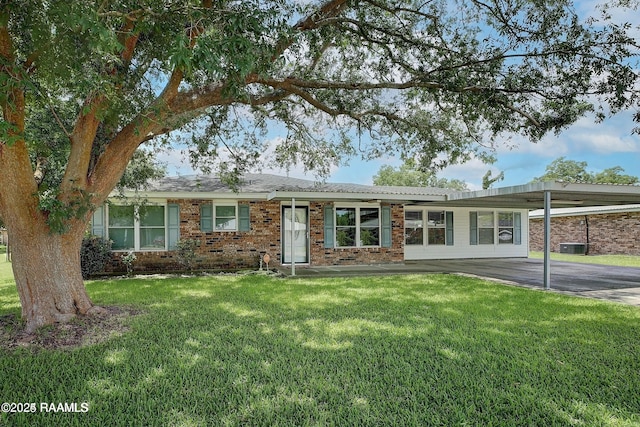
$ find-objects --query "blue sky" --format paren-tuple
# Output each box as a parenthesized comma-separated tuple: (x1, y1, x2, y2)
(298, 110, 639, 189)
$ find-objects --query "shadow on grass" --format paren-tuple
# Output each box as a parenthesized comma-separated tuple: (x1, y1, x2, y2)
(1, 273, 639, 426)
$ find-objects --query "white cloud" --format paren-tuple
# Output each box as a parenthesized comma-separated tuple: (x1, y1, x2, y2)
(440, 157, 499, 190)
(577, 132, 640, 154)
(495, 134, 571, 158)
(154, 148, 194, 176)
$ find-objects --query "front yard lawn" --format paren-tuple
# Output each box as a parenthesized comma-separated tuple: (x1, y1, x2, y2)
(530, 251, 640, 268)
(1, 262, 639, 426)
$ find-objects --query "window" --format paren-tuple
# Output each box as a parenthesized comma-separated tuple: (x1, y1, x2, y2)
(498, 212, 514, 244)
(427, 211, 446, 245)
(335, 206, 380, 247)
(405, 211, 423, 245)
(470, 211, 521, 246)
(140, 206, 166, 249)
(360, 208, 380, 246)
(215, 205, 236, 230)
(201, 203, 248, 232)
(108, 204, 166, 251)
(405, 209, 453, 246)
(336, 208, 356, 247)
(109, 205, 135, 250)
(478, 211, 494, 244)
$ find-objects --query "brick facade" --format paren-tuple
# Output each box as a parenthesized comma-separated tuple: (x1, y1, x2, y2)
(108, 199, 404, 273)
(529, 211, 640, 255)
(308, 202, 404, 266)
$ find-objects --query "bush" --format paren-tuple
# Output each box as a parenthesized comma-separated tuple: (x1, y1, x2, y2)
(80, 235, 113, 279)
(121, 251, 137, 276)
(175, 239, 200, 273)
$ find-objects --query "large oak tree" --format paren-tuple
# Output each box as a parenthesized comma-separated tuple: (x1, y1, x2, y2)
(0, 0, 638, 331)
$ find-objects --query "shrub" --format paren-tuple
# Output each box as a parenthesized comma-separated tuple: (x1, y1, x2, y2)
(121, 251, 137, 276)
(80, 235, 112, 279)
(175, 239, 200, 273)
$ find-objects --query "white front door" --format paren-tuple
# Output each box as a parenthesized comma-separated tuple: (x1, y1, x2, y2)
(282, 207, 309, 264)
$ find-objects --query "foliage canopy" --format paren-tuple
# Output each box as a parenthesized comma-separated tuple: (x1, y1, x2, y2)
(1, 0, 638, 197)
(373, 160, 470, 190)
(531, 156, 640, 184)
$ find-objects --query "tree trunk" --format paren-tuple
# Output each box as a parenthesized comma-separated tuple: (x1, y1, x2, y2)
(9, 222, 100, 333)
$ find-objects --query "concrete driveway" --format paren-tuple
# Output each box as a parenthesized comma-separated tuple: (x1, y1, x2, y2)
(281, 258, 640, 306)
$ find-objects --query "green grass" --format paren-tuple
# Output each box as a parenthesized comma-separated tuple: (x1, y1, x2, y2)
(1, 259, 640, 426)
(530, 251, 640, 267)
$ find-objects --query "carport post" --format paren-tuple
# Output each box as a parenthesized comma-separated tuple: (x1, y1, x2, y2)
(291, 197, 296, 277)
(544, 190, 551, 290)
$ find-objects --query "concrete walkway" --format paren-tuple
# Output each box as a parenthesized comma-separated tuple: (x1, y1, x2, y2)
(279, 258, 640, 306)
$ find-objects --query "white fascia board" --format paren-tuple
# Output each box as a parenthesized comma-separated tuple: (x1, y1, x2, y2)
(445, 180, 640, 201)
(446, 181, 553, 202)
(530, 204, 640, 219)
(266, 190, 447, 203)
(114, 191, 270, 200)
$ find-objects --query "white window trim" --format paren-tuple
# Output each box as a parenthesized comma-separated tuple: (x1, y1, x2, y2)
(335, 204, 381, 248)
(472, 210, 520, 246)
(213, 202, 239, 232)
(477, 211, 495, 245)
(107, 203, 168, 252)
(498, 211, 515, 245)
(404, 209, 424, 246)
(405, 208, 447, 246)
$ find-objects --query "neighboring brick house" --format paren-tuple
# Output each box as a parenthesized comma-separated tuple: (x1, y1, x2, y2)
(91, 173, 531, 273)
(529, 205, 640, 255)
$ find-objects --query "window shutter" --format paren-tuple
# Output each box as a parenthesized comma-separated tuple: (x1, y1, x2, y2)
(445, 211, 454, 246)
(91, 205, 105, 238)
(381, 206, 392, 248)
(168, 204, 180, 250)
(514, 212, 522, 245)
(323, 205, 334, 248)
(238, 204, 250, 232)
(470, 212, 478, 245)
(200, 203, 213, 232)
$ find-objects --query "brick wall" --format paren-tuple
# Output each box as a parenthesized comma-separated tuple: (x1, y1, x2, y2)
(309, 202, 404, 266)
(529, 211, 640, 255)
(108, 199, 405, 273)
(107, 199, 281, 272)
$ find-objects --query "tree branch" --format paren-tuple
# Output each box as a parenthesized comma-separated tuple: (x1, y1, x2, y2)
(295, 0, 350, 31)
(0, 9, 41, 230)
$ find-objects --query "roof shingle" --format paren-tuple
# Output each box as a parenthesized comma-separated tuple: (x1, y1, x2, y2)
(145, 173, 455, 197)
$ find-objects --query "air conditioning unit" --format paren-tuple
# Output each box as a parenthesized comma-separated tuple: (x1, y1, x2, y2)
(559, 243, 587, 255)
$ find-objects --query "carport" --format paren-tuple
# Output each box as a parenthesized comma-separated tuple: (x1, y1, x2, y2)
(444, 181, 640, 290)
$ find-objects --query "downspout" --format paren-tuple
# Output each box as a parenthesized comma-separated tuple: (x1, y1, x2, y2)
(584, 215, 590, 255)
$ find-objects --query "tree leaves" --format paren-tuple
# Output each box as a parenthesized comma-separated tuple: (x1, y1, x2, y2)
(531, 157, 639, 184)
(1, 0, 638, 195)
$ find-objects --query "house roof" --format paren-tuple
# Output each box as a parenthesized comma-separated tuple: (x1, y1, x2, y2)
(128, 174, 640, 208)
(138, 173, 453, 203)
(529, 204, 640, 219)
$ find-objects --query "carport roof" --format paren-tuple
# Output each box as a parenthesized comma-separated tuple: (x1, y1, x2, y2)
(440, 181, 640, 209)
